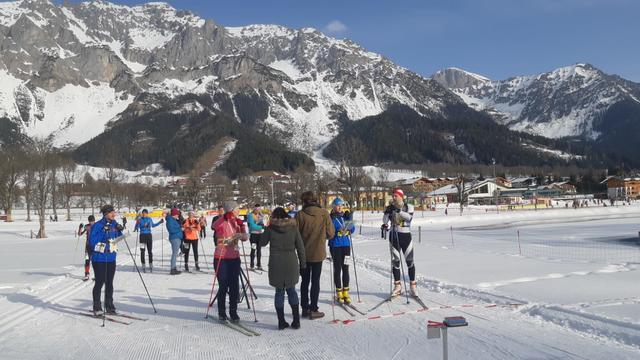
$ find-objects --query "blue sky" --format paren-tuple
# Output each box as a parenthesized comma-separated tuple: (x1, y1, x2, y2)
(62, 0, 640, 81)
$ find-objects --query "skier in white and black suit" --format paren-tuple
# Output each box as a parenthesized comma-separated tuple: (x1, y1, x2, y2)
(382, 188, 418, 296)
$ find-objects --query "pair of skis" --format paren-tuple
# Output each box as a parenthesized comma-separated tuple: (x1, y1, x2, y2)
(205, 316, 261, 336)
(77, 311, 148, 325)
(337, 302, 367, 317)
(368, 292, 428, 312)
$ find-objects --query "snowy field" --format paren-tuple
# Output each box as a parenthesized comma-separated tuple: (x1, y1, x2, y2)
(0, 206, 639, 359)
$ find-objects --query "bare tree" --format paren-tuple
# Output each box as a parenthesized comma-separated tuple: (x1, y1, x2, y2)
(0, 144, 24, 222)
(315, 170, 337, 208)
(60, 157, 77, 221)
(83, 172, 97, 216)
(32, 138, 54, 238)
(454, 175, 468, 216)
(332, 138, 369, 210)
(184, 170, 205, 210)
(22, 158, 36, 222)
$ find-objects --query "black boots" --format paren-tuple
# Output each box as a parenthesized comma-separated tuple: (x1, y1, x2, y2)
(291, 305, 300, 329)
(230, 309, 240, 323)
(276, 307, 289, 330)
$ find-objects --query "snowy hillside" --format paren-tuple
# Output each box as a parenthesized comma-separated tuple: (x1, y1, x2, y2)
(433, 64, 640, 140)
(0, 0, 459, 151)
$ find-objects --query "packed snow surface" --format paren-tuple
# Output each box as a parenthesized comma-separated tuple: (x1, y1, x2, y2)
(1, 204, 639, 359)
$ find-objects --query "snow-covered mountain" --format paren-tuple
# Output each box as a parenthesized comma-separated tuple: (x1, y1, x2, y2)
(0, 0, 460, 152)
(432, 64, 640, 140)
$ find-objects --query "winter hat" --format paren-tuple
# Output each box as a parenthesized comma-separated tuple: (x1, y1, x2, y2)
(331, 197, 344, 207)
(393, 188, 405, 198)
(88, 215, 95, 222)
(100, 204, 115, 215)
(170, 208, 180, 217)
(141, 209, 149, 214)
(223, 200, 239, 213)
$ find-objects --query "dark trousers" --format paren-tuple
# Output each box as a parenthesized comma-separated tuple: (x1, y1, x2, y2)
(200, 228, 206, 239)
(213, 258, 240, 316)
(139, 234, 153, 264)
(390, 231, 416, 281)
(184, 239, 199, 265)
(249, 233, 262, 267)
(330, 246, 351, 288)
(92, 261, 116, 311)
(300, 261, 323, 312)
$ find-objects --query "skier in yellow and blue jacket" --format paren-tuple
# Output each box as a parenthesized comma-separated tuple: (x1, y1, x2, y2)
(329, 197, 356, 304)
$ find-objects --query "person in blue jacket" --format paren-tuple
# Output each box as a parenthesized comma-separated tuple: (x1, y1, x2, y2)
(247, 204, 266, 270)
(89, 204, 123, 315)
(165, 208, 183, 275)
(329, 198, 356, 304)
(134, 209, 164, 273)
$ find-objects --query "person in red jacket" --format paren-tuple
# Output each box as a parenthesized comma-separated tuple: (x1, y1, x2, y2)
(211, 201, 248, 322)
(78, 215, 96, 280)
(182, 212, 201, 272)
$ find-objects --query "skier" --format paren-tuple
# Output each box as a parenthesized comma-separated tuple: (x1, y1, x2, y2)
(199, 214, 207, 239)
(247, 204, 266, 270)
(88, 205, 123, 315)
(211, 204, 225, 246)
(329, 198, 356, 304)
(296, 191, 335, 320)
(260, 207, 306, 330)
(165, 208, 183, 275)
(382, 189, 417, 297)
(133, 209, 164, 273)
(121, 216, 127, 229)
(212, 201, 248, 322)
(182, 211, 201, 272)
(77, 215, 96, 280)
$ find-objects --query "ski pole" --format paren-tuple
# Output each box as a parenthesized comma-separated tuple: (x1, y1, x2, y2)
(200, 237, 210, 271)
(240, 236, 258, 322)
(348, 235, 362, 303)
(392, 229, 410, 304)
(161, 221, 164, 269)
(74, 227, 80, 266)
(328, 247, 336, 323)
(205, 245, 226, 318)
(134, 231, 139, 260)
(122, 232, 158, 313)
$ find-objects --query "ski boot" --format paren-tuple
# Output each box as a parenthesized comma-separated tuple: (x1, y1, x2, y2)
(142, 264, 146, 273)
(335, 288, 344, 304)
(184, 263, 190, 273)
(195, 263, 200, 272)
(409, 281, 418, 297)
(170, 268, 181, 275)
(229, 309, 240, 323)
(149, 263, 153, 273)
(342, 287, 352, 304)
(392, 281, 402, 297)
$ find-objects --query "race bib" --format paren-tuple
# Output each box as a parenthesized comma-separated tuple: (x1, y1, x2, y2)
(94, 243, 106, 253)
(140, 242, 146, 250)
(108, 240, 118, 253)
(344, 255, 351, 261)
(251, 243, 257, 250)
(184, 242, 191, 250)
(85, 254, 89, 260)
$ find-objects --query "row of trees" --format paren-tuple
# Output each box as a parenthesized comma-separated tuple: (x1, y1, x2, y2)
(0, 137, 169, 238)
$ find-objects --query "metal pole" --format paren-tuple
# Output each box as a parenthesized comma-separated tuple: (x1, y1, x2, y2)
(517, 230, 522, 256)
(418, 226, 421, 244)
(122, 233, 158, 313)
(450, 226, 454, 248)
(442, 327, 448, 360)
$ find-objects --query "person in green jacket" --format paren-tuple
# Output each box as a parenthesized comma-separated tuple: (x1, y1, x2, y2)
(261, 207, 306, 330)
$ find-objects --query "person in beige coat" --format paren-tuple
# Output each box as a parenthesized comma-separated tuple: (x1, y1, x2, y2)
(295, 191, 335, 320)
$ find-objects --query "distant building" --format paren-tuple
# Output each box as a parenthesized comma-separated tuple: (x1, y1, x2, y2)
(510, 177, 538, 188)
(601, 176, 640, 199)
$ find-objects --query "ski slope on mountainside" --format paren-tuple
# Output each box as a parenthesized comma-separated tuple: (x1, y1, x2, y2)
(0, 206, 639, 359)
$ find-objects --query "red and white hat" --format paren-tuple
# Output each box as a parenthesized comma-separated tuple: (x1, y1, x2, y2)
(393, 188, 404, 198)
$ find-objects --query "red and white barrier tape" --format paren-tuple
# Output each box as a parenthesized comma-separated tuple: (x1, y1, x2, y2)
(330, 303, 523, 325)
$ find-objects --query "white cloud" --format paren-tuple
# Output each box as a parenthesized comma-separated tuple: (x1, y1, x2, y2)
(324, 20, 348, 35)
